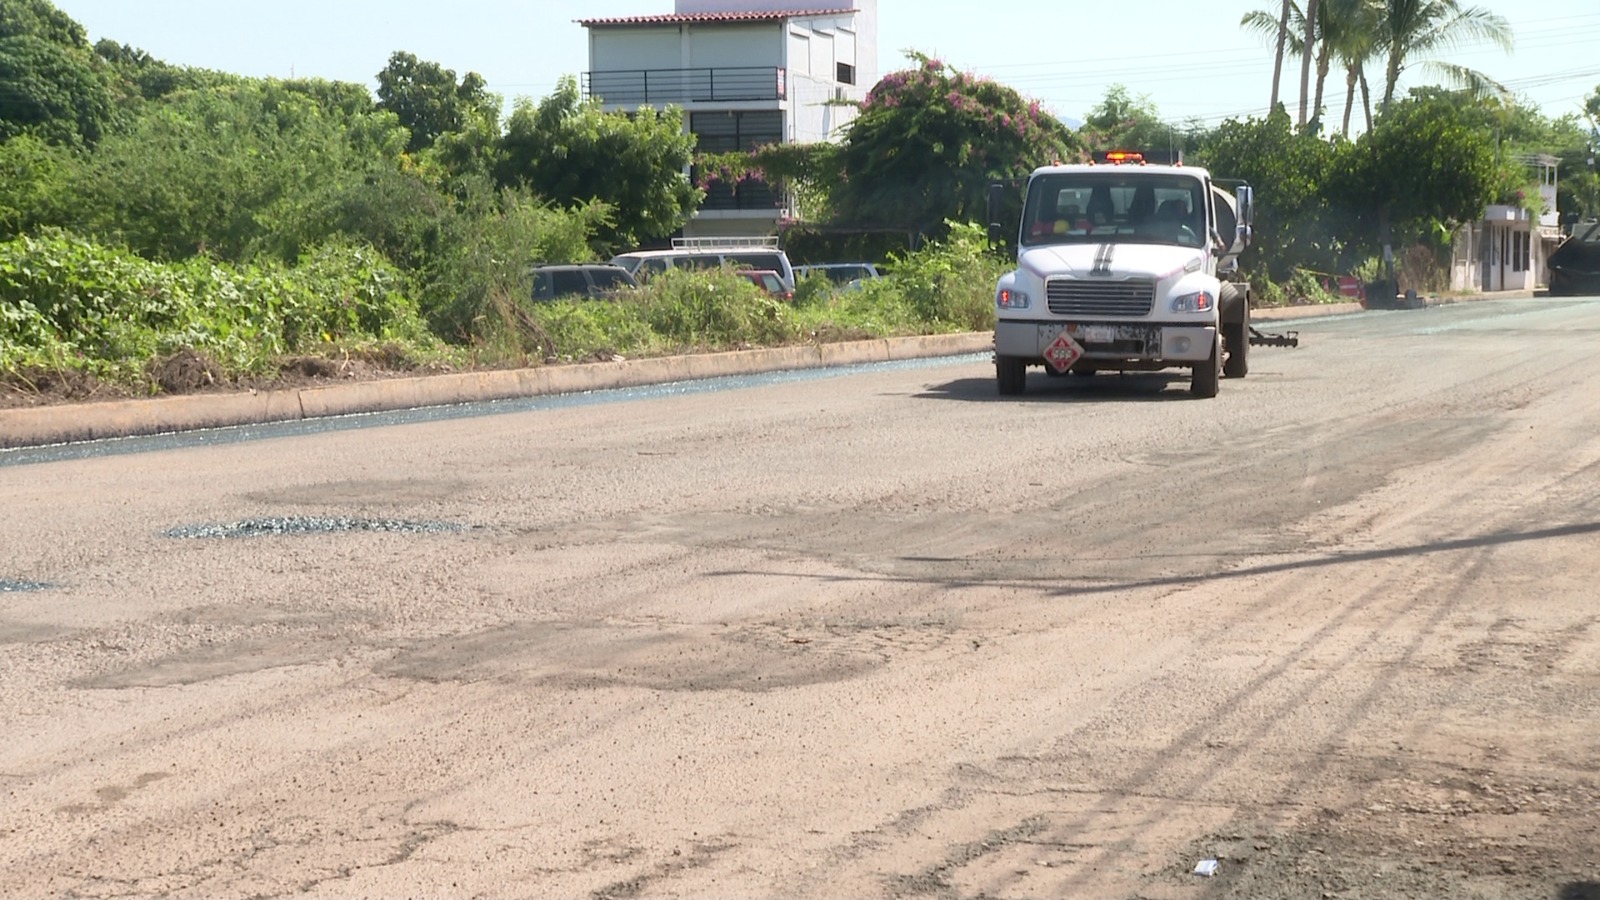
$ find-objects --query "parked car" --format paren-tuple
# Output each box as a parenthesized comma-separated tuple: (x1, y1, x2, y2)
(1549, 220, 1600, 297)
(530, 264, 637, 302)
(794, 262, 882, 289)
(736, 269, 794, 301)
(610, 238, 797, 291)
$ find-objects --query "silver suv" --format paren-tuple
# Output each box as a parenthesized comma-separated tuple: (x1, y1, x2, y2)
(609, 238, 796, 291)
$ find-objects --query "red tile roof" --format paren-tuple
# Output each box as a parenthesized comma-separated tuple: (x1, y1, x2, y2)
(579, 8, 855, 27)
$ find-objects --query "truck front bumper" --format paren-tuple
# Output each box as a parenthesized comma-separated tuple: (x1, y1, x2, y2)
(996, 319, 1216, 363)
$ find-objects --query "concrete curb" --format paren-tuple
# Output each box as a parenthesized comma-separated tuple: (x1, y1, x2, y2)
(0, 333, 995, 450)
(0, 290, 1534, 450)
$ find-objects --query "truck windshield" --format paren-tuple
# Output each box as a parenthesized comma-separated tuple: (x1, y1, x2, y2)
(1022, 173, 1207, 249)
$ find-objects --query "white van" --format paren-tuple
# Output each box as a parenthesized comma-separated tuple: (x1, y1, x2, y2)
(610, 237, 796, 291)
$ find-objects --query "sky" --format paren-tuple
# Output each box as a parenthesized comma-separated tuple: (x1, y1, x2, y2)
(46, 0, 1600, 130)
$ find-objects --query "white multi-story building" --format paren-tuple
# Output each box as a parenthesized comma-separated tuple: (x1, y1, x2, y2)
(580, 0, 879, 240)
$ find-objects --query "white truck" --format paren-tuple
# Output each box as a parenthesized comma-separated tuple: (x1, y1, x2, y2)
(989, 151, 1259, 398)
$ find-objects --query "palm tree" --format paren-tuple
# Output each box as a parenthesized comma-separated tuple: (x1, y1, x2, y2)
(1244, 3, 1301, 117)
(1269, 0, 1293, 113)
(1321, 0, 1382, 136)
(1376, 0, 1513, 111)
(1246, 1, 1323, 127)
(1299, 0, 1321, 127)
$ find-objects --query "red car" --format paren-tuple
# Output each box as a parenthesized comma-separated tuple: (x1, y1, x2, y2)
(737, 269, 794, 301)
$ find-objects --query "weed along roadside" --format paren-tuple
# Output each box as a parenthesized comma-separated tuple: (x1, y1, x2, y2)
(1, 226, 1005, 424)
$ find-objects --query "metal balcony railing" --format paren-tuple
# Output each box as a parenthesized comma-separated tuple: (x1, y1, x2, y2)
(583, 67, 787, 105)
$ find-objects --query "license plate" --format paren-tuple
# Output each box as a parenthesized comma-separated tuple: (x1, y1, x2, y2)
(1079, 325, 1115, 344)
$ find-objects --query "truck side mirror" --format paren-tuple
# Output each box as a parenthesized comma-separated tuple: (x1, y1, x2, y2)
(987, 182, 1007, 249)
(1234, 185, 1255, 247)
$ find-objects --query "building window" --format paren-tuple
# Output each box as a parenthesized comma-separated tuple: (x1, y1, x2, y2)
(836, 62, 856, 85)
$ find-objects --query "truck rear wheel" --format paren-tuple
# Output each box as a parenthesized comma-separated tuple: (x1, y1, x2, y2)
(1221, 283, 1249, 379)
(996, 357, 1027, 395)
(1190, 335, 1220, 398)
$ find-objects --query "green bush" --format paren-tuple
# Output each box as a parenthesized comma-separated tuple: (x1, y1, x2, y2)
(0, 230, 433, 382)
(513, 290, 657, 363)
(1253, 267, 1346, 307)
(416, 183, 610, 345)
(278, 240, 430, 348)
(791, 276, 920, 339)
(883, 221, 1003, 331)
(634, 267, 798, 350)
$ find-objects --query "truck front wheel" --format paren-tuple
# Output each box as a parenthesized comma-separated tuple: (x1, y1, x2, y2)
(1190, 335, 1220, 399)
(996, 357, 1027, 395)
(1221, 283, 1249, 379)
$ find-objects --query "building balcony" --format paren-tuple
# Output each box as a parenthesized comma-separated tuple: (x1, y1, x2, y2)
(583, 67, 787, 106)
(695, 174, 784, 213)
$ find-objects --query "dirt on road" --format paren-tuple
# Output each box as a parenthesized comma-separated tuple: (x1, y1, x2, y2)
(2, 297, 1598, 899)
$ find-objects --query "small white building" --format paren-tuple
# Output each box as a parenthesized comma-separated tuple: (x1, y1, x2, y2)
(1450, 154, 1562, 293)
(580, 0, 879, 240)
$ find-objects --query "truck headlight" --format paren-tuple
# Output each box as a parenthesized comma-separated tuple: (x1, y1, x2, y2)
(997, 288, 1031, 310)
(1170, 290, 1214, 313)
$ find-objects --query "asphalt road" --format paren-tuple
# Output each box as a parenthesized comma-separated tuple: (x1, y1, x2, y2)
(3, 296, 1599, 899)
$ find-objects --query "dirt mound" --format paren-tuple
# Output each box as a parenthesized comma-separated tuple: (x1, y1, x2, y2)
(148, 349, 227, 394)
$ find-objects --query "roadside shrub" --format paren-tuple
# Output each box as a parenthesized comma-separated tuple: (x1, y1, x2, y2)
(884, 221, 1004, 331)
(416, 182, 610, 344)
(278, 240, 430, 348)
(0, 230, 434, 383)
(521, 293, 660, 362)
(790, 270, 836, 308)
(633, 267, 799, 350)
(791, 276, 920, 339)
(1254, 267, 1344, 307)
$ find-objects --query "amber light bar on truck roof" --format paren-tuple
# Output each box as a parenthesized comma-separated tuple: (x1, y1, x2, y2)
(1089, 150, 1185, 166)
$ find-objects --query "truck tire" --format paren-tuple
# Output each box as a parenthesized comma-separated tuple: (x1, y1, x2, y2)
(1189, 335, 1220, 399)
(1221, 283, 1249, 379)
(996, 357, 1027, 396)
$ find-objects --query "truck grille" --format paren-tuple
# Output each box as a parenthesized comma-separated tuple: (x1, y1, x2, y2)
(1046, 279, 1155, 317)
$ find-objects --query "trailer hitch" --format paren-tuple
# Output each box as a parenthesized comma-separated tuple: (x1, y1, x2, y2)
(1249, 326, 1299, 348)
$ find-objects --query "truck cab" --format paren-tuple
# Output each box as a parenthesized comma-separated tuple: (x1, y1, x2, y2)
(991, 151, 1254, 398)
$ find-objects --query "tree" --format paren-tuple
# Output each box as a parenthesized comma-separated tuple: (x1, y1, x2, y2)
(92, 39, 238, 104)
(1327, 91, 1497, 285)
(0, 131, 76, 238)
(495, 77, 698, 252)
(1377, 0, 1512, 111)
(1299, 0, 1321, 127)
(1324, 0, 1382, 136)
(824, 54, 1078, 237)
(375, 51, 499, 153)
(1393, 86, 1594, 222)
(1268, 0, 1292, 113)
(1247, 0, 1377, 134)
(1245, 2, 1313, 123)
(72, 79, 410, 262)
(1081, 84, 1173, 153)
(0, 0, 113, 146)
(1572, 86, 1600, 220)
(1193, 107, 1344, 281)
